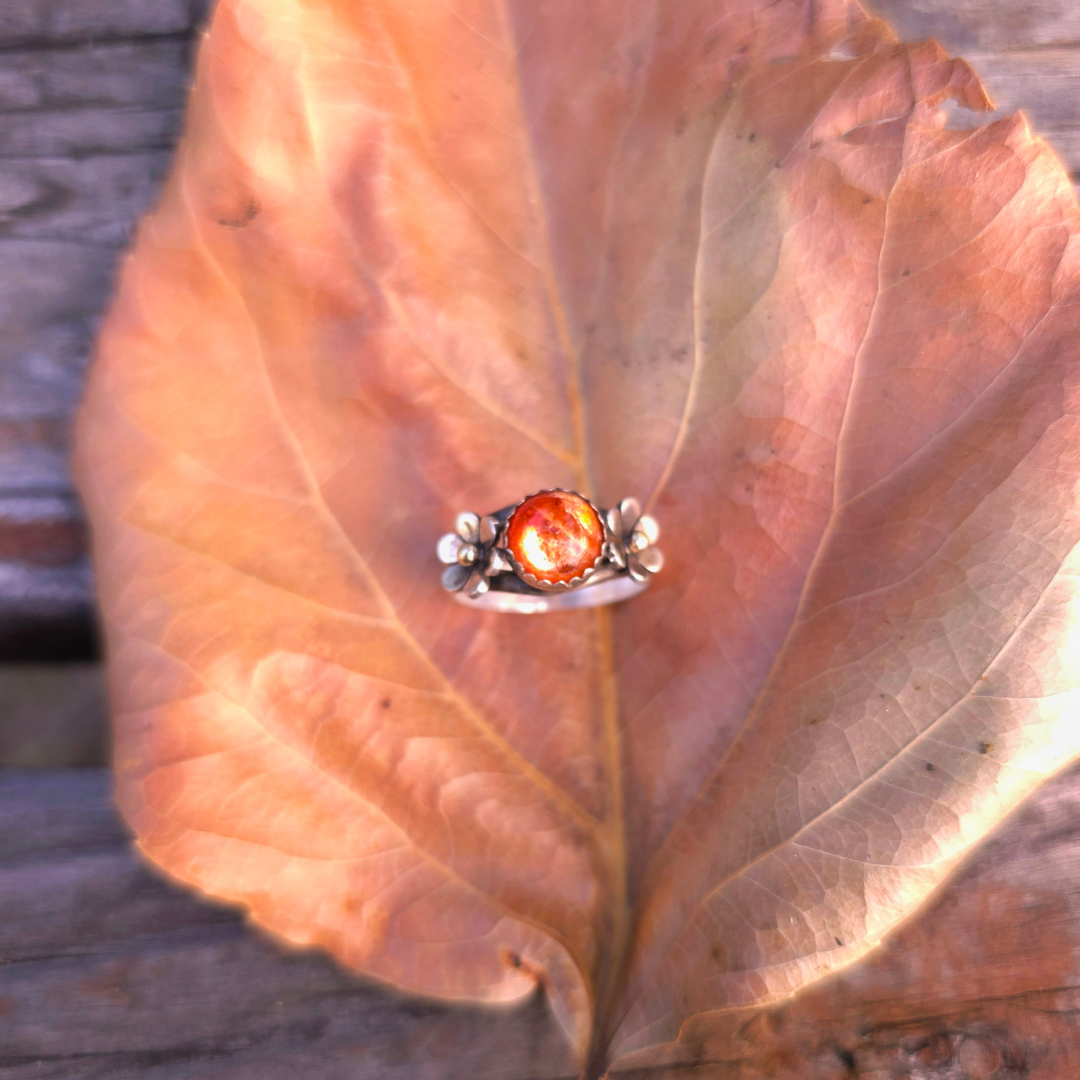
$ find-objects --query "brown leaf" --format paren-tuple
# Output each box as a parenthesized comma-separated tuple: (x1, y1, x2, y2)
(74, 0, 1080, 1074)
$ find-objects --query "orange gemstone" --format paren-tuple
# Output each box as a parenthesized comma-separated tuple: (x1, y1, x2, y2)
(506, 491, 604, 586)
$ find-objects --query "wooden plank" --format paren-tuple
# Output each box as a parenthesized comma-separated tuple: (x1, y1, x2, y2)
(0, 0, 209, 49)
(2, 766, 1080, 1077)
(0, 154, 173, 245)
(0, 7, 204, 660)
(0, 771, 578, 1080)
(0, 664, 106, 766)
(0, 38, 192, 113)
(867, 0, 1080, 52)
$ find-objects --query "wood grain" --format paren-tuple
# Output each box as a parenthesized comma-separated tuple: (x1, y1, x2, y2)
(0, 1, 208, 660)
(0, 770, 577, 1080)
(2, 765, 1080, 1078)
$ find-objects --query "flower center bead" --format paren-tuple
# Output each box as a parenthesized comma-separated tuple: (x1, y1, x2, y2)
(506, 491, 604, 586)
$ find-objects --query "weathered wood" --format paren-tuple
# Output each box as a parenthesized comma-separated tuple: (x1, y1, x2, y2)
(868, 0, 1080, 53)
(2, 766, 1080, 1078)
(0, 771, 578, 1079)
(0, 664, 106, 765)
(0, 4, 206, 661)
(0, 1, 209, 48)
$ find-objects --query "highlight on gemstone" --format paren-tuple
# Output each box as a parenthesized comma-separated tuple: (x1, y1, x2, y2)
(505, 490, 604, 586)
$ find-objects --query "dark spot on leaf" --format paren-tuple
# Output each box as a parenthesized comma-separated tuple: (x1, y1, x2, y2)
(216, 201, 259, 228)
(979, 741, 994, 755)
(381, 697, 392, 709)
(748, 132, 756, 142)
(926, 762, 934, 772)
(834, 936, 843, 947)
(862, 196, 872, 205)
(836, 1047, 856, 1071)
(807, 717, 822, 726)
(506, 951, 522, 968)
(902, 269, 911, 276)
(744, 484, 753, 493)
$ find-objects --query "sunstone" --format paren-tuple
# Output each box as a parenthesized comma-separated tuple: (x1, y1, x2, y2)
(506, 490, 604, 586)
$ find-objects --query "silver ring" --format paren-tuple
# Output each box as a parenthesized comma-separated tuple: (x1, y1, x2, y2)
(436, 490, 662, 613)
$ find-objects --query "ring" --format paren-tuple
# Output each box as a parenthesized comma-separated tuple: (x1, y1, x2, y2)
(436, 489, 662, 613)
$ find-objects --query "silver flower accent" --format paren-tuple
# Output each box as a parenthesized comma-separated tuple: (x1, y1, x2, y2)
(436, 511, 512, 598)
(603, 498, 663, 583)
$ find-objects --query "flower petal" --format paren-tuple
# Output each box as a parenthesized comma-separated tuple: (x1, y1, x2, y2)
(617, 498, 641, 531)
(485, 547, 514, 575)
(464, 568, 490, 598)
(635, 545, 664, 575)
(634, 514, 660, 546)
(455, 511, 480, 543)
(441, 563, 472, 591)
(437, 532, 464, 565)
(606, 538, 628, 569)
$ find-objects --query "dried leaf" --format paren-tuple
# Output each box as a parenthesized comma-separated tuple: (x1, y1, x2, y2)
(75, 0, 1080, 1073)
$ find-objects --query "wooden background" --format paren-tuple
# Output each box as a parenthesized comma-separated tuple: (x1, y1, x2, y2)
(2, 0, 1080, 1077)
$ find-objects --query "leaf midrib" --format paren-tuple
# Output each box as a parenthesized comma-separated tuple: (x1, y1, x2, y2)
(492, 0, 633, 1045)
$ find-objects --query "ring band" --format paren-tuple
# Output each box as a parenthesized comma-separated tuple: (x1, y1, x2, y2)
(436, 489, 662, 613)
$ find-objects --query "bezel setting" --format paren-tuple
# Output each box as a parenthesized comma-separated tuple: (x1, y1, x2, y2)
(503, 489, 608, 593)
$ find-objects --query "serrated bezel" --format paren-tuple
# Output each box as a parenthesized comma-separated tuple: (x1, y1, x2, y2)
(503, 488, 613, 594)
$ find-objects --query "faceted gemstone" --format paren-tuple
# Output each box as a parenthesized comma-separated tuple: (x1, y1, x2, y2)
(506, 490, 604, 585)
